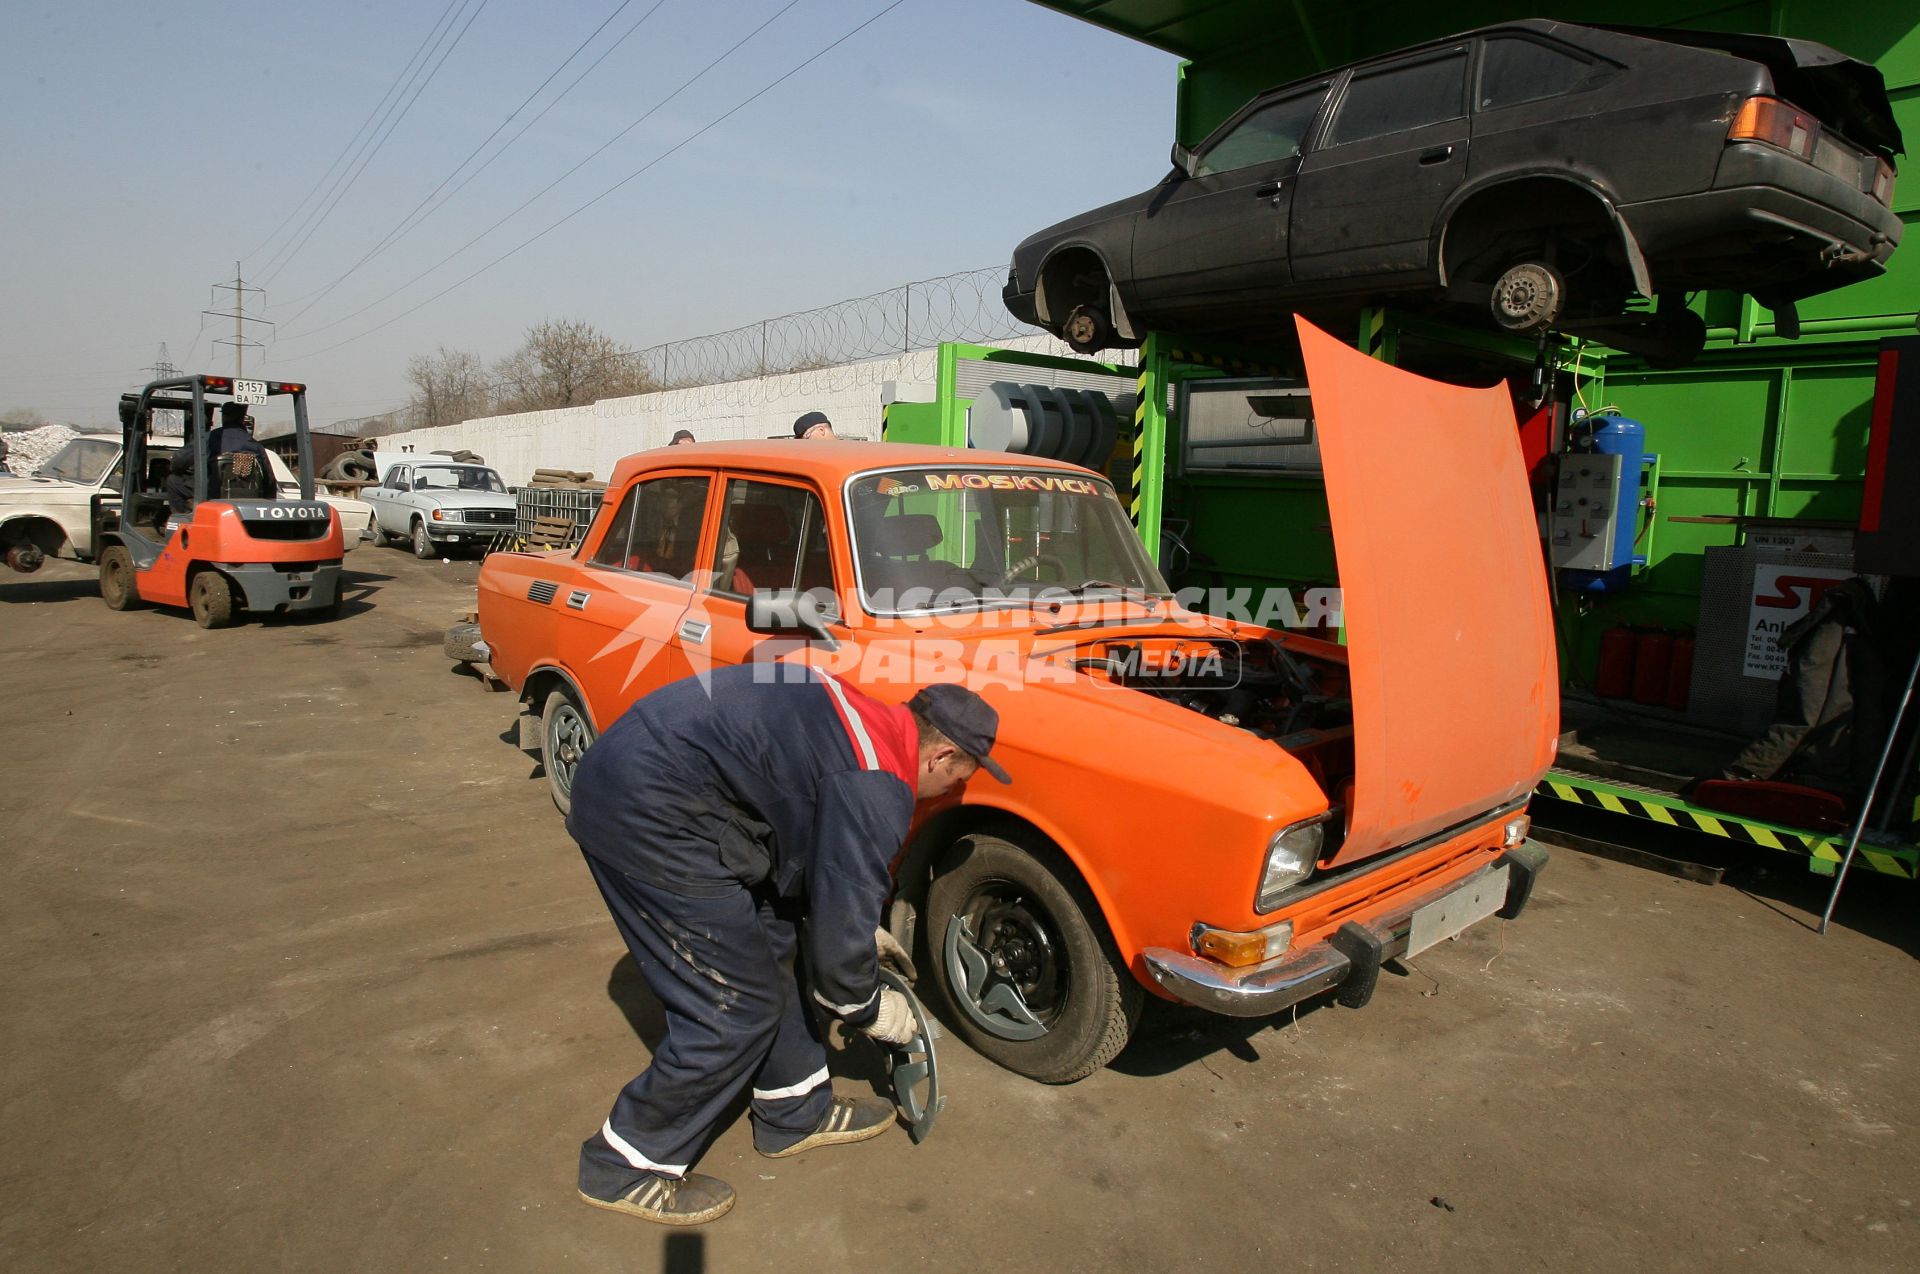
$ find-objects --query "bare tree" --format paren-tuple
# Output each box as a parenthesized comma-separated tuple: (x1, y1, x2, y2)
(492, 319, 655, 413)
(405, 347, 491, 432)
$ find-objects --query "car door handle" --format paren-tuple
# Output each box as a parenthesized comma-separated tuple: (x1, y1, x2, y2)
(1418, 145, 1455, 165)
(678, 617, 709, 643)
(1252, 180, 1285, 199)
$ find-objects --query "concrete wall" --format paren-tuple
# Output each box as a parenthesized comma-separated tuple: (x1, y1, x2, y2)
(378, 333, 1071, 485)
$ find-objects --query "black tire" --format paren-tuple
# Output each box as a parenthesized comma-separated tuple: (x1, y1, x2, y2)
(925, 834, 1141, 1084)
(1062, 302, 1113, 355)
(189, 570, 236, 629)
(98, 545, 142, 611)
(541, 686, 594, 816)
(412, 520, 436, 560)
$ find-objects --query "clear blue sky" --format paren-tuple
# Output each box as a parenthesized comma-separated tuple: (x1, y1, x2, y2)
(0, 0, 1177, 426)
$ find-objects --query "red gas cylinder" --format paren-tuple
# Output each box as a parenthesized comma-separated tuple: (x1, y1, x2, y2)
(1596, 625, 1637, 699)
(1664, 636, 1695, 712)
(1632, 630, 1674, 706)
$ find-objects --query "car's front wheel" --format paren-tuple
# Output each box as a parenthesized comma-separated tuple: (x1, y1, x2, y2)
(540, 686, 594, 816)
(412, 520, 436, 560)
(925, 833, 1141, 1084)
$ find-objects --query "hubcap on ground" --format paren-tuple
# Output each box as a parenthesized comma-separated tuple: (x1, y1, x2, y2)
(943, 886, 1066, 1041)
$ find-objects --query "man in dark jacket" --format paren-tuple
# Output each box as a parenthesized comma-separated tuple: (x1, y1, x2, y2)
(566, 665, 1009, 1225)
(168, 402, 271, 513)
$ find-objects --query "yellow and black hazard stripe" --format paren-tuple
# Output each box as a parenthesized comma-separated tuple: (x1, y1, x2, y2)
(1537, 775, 1918, 880)
(1130, 363, 1149, 523)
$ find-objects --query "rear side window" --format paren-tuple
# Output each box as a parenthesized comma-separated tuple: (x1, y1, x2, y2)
(1325, 52, 1467, 146)
(1196, 88, 1328, 176)
(1479, 38, 1594, 110)
(590, 475, 711, 581)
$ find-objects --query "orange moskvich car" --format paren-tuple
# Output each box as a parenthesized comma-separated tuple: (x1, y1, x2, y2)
(477, 322, 1558, 1083)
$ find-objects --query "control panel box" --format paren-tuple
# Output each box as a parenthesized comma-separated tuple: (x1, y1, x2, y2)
(1551, 452, 1627, 571)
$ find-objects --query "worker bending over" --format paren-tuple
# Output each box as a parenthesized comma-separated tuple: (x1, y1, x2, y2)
(566, 665, 1008, 1225)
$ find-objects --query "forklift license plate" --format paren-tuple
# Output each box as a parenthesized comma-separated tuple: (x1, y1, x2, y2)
(233, 379, 268, 404)
(1407, 866, 1508, 957)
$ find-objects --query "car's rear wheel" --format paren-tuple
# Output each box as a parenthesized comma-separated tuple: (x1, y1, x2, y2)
(1062, 303, 1113, 354)
(1490, 260, 1565, 333)
(541, 686, 594, 816)
(189, 570, 236, 629)
(925, 833, 1141, 1084)
(98, 546, 142, 611)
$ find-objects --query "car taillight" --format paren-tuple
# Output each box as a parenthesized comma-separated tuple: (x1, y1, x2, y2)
(1873, 158, 1896, 207)
(1729, 95, 1820, 161)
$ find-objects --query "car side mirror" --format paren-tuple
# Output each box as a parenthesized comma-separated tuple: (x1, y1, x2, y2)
(746, 588, 840, 651)
(1171, 141, 1196, 178)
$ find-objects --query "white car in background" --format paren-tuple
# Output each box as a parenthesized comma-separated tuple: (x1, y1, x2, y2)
(363, 460, 517, 558)
(0, 433, 376, 573)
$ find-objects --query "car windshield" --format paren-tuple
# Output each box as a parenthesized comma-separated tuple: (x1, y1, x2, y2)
(847, 466, 1169, 614)
(36, 438, 120, 485)
(413, 465, 505, 493)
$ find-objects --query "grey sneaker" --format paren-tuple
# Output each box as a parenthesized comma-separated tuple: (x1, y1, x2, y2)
(755, 1096, 894, 1159)
(578, 1170, 736, 1226)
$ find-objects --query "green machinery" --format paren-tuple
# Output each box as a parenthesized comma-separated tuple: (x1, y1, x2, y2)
(895, 0, 1919, 879)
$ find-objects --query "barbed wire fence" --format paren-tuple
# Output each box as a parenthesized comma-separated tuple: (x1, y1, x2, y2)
(338, 266, 1040, 435)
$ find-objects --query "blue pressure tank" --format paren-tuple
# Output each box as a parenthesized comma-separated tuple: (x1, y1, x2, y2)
(1560, 414, 1647, 594)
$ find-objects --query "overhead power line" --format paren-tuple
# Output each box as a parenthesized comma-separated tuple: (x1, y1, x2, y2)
(260, 0, 493, 285)
(241, 0, 467, 268)
(274, 0, 666, 329)
(281, 0, 854, 350)
(289, 0, 912, 361)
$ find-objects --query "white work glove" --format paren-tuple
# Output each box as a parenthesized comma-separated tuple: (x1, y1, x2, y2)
(862, 986, 917, 1047)
(875, 927, 918, 981)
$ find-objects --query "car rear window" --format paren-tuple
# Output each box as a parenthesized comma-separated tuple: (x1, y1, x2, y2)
(1196, 87, 1328, 176)
(1325, 51, 1467, 146)
(1479, 37, 1595, 111)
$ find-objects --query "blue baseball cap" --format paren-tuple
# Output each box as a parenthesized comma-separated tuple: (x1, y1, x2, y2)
(908, 683, 1010, 783)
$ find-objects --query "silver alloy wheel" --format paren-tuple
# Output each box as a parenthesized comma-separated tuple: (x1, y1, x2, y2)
(545, 699, 589, 802)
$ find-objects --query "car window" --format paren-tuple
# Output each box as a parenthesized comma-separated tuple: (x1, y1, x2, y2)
(1325, 51, 1468, 146)
(412, 464, 505, 493)
(588, 487, 641, 567)
(35, 438, 120, 484)
(387, 466, 409, 490)
(590, 474, 711, 582)
(1479, 37, 1594, 111)
(1196, 88, 1328, 176)
(847, 467, 1167, 615)
(709, 478, 832, 599)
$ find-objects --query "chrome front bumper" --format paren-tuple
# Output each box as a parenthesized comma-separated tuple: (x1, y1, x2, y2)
(1142, 842, 1548, 1018)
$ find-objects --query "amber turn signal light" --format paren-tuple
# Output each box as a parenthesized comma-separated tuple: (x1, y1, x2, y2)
(1728, 96, 1819, 160)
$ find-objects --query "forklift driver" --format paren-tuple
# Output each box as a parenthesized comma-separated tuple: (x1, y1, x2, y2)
(168, 403, 271, 514)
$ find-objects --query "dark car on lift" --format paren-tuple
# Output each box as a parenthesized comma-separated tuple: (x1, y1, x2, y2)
(1003, 20, 1902, 367)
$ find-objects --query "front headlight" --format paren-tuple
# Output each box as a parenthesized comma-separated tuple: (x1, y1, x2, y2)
(433, 508, 460, 522)
(1256, 817, 1326, 912)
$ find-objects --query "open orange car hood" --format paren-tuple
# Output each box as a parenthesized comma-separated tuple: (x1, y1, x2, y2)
(1299, 317, 1559, 868)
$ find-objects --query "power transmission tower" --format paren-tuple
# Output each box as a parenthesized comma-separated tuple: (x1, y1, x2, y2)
(205, 263, 272, 377)
(143, 343, 179, 381)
